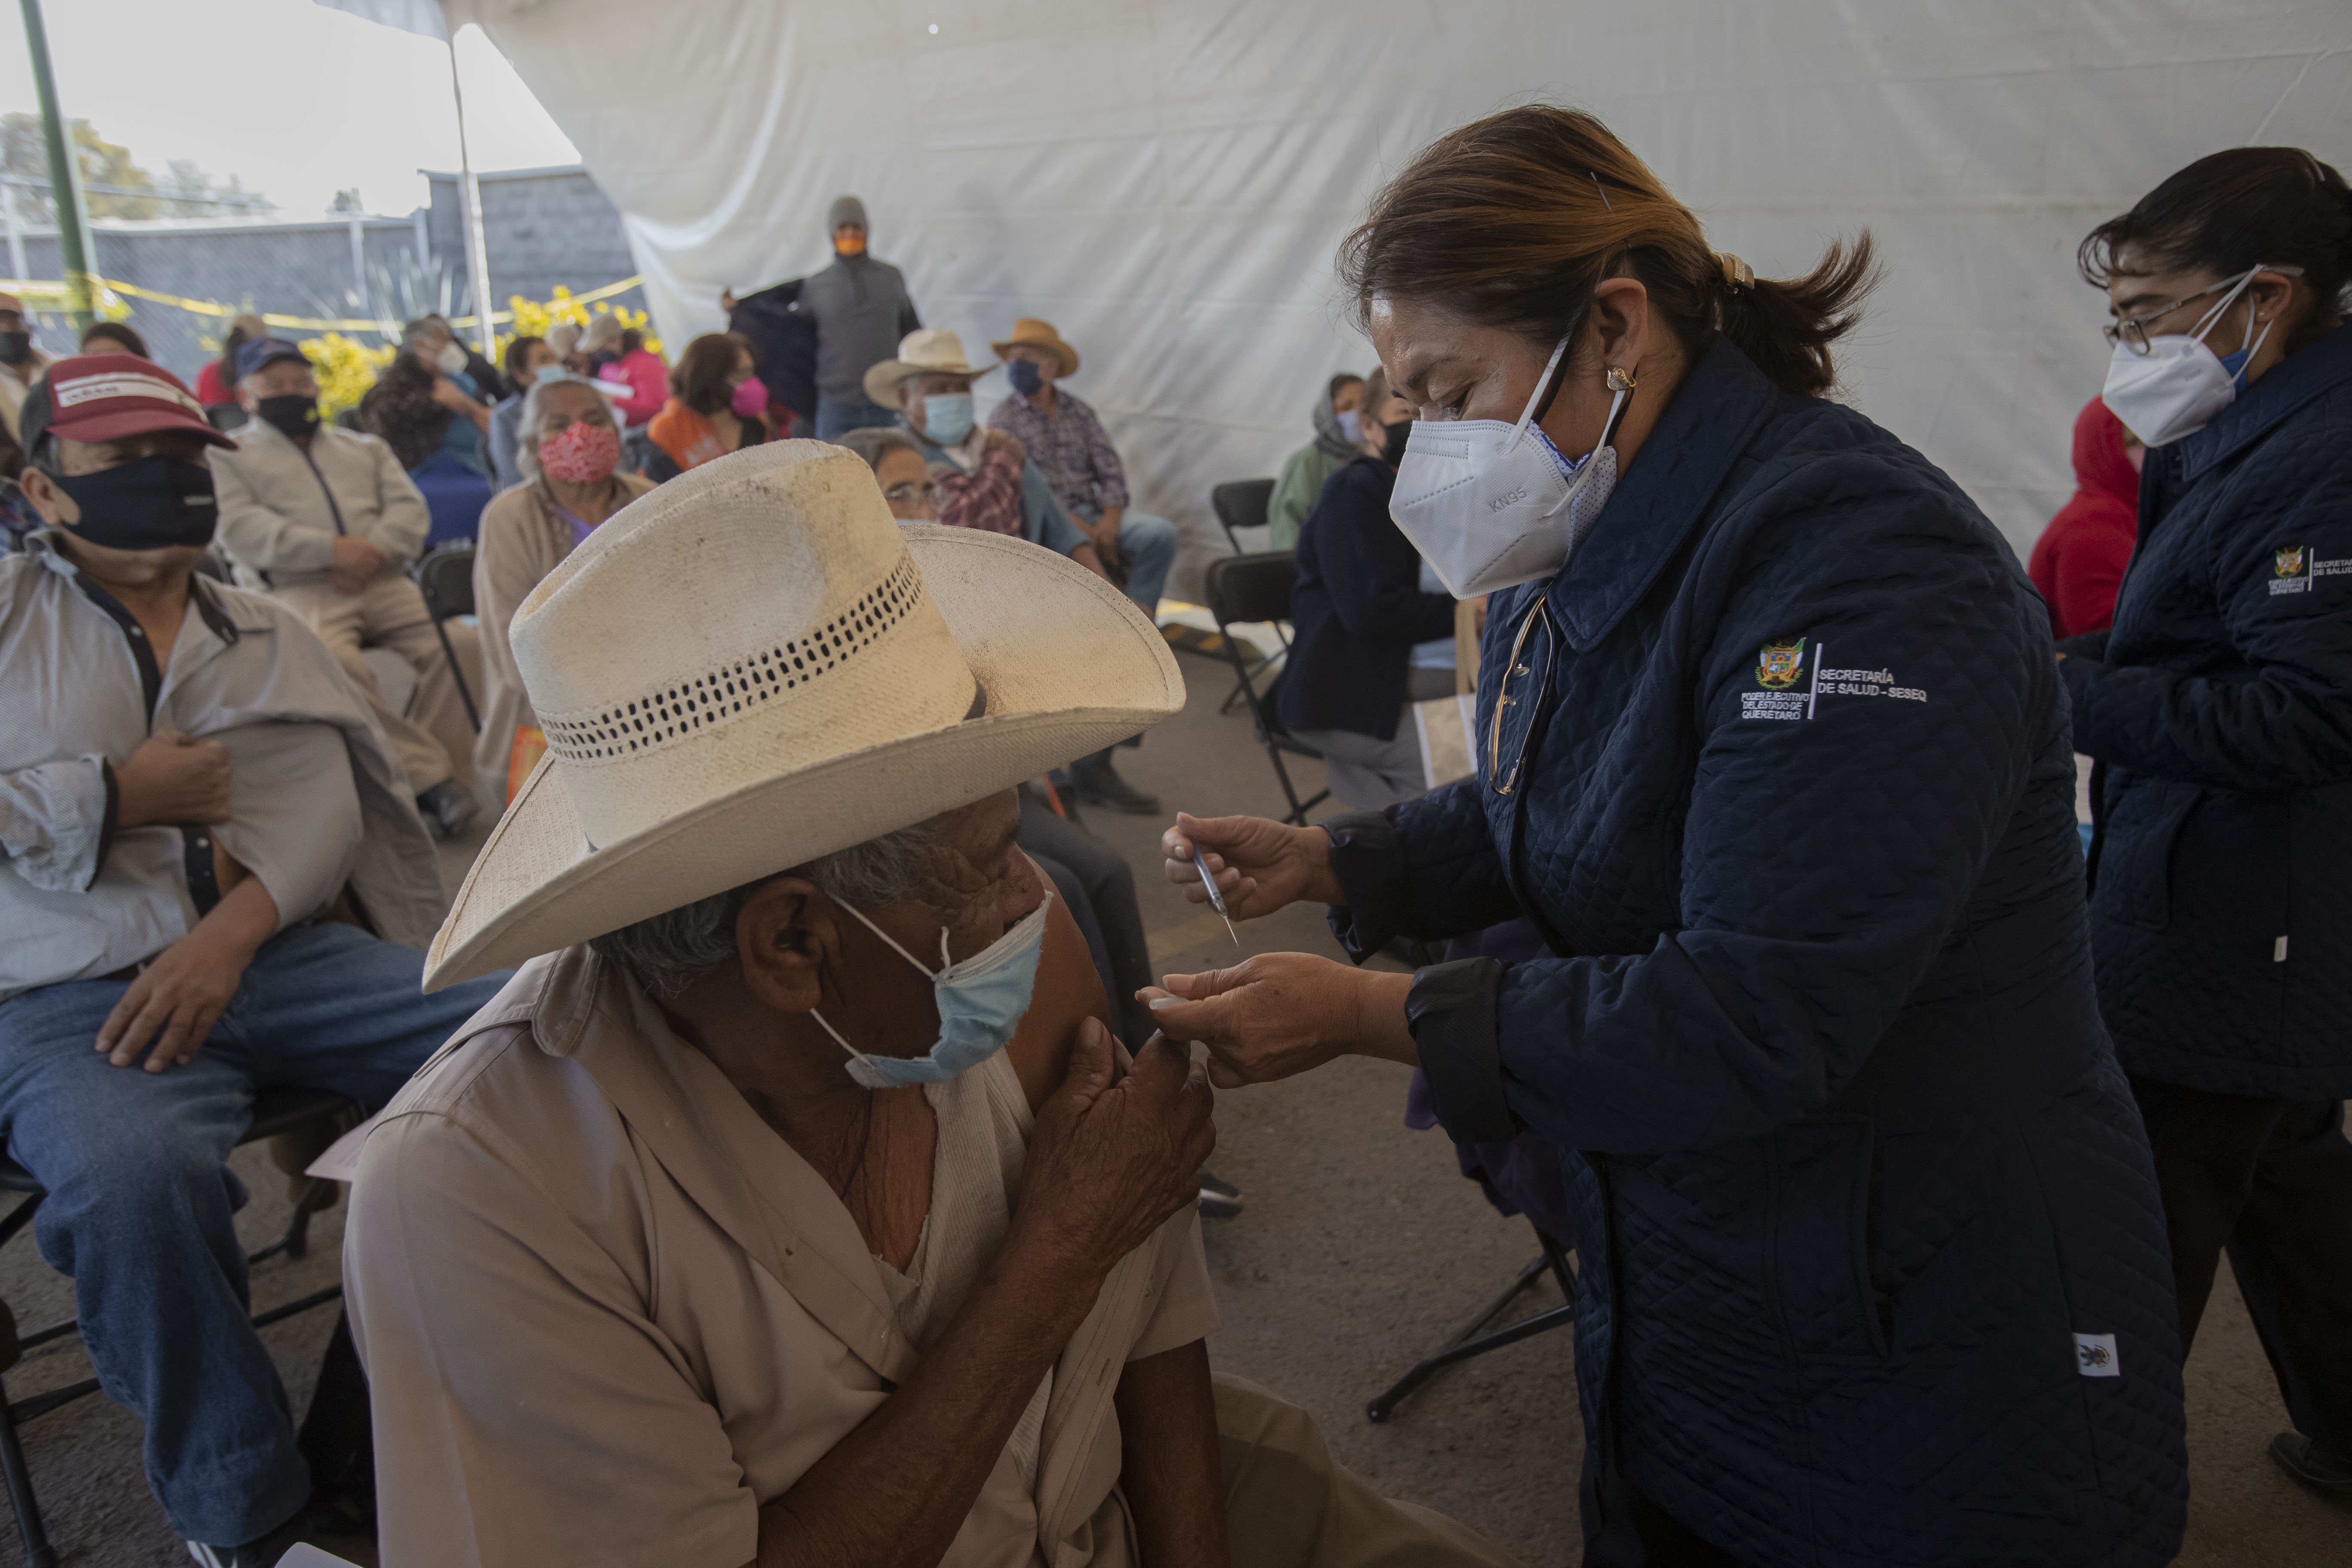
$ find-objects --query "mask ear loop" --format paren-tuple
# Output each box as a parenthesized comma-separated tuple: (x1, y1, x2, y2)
(2189, 265, 2262, 346)
(807, 1006, 883, 1077)
(1506, 332, 1574, 453)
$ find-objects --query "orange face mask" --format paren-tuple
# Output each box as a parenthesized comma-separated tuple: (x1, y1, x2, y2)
(834, 230, 868, 256)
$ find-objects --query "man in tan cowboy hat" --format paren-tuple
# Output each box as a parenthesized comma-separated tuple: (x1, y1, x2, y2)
(867, 328, 1160, 815)
(344, 442, 1522, 1568)
(988, 317, 1179, 626)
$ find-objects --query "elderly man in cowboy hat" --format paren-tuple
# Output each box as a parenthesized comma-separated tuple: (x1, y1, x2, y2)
(345, 443, 1522, 1568)
(988, 318, 1179, 628)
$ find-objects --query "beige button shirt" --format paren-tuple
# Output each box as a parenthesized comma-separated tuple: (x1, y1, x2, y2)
(346, 944, 1218, 1568)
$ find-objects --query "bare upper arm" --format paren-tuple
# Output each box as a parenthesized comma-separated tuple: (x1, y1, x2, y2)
(1005, 854, 1113, 1113)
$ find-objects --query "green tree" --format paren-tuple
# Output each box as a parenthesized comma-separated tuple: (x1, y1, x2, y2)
(0, 115, 270, 223)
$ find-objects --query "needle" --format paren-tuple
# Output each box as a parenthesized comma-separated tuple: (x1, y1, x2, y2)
(1191, 844, 1240, 946)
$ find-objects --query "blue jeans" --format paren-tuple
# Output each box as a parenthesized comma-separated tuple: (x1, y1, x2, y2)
(0, 923, 507, 1547)
(1076, 506, 1176, 618)
(815, 397, 902, 441)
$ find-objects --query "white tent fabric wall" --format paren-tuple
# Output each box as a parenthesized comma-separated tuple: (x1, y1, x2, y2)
(463, 0, 2348, 561)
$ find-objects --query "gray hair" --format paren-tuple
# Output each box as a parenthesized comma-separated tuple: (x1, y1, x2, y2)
(589, 819, 942, 997)
(514, 372, 624, 484)
(833, 425, 921, 472)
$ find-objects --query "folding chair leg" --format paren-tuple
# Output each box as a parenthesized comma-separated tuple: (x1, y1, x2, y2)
(431, 616, 482, 734)
(0, 1374, 59, 1568)
(1365, 1249, 1577, 1424)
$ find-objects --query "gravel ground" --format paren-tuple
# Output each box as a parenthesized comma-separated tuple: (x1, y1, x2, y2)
(0, 642, 2341, 1565)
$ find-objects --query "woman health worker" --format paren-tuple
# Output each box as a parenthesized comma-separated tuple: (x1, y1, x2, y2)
(1145, 107, 2189, 1567)
(2069, 147, 2352, 1499)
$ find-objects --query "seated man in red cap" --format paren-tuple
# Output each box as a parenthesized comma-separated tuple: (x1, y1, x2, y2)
(0, 355, 508, 1567)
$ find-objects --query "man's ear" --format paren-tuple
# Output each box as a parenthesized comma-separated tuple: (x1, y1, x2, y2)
(736, 876, 837, 1014)
(18, 465, 74, 527)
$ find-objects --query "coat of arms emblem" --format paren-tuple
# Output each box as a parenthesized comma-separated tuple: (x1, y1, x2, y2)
(1755, 639, 1807, 689)
(2275, 547, 2307, 578)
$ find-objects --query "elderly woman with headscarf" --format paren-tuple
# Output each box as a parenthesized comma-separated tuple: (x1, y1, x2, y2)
(470, 373, 653, 802)
(1266, 371, 1366, 550)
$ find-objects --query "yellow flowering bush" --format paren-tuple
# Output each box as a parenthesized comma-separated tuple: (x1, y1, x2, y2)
(496, 286, 661, 361)
(304, 332, 396, 421)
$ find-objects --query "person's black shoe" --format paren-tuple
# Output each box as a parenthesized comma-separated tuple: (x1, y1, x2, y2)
(2269, 1431, 2352, 1499)
(1198, 1169, 1243, 1220)
(416, 778, 478, 839)
(1069, 750, 1159, 815)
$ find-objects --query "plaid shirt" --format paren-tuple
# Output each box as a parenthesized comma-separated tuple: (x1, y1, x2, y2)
(986, 390, 1130, 514)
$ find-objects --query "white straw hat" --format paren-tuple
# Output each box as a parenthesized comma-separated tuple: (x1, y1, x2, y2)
(861, 328, 997, 409)
(423, 439, 1182, 989)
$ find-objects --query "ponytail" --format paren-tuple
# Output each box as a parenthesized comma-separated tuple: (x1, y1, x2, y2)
(1339, 105, 1877, 398)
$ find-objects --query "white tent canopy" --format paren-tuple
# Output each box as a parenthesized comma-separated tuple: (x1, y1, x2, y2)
(433, 1, 2345, 555)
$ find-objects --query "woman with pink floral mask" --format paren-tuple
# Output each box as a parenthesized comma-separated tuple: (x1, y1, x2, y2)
(470, 374, 655, 803)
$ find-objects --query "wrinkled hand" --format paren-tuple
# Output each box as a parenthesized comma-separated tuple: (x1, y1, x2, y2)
(1142, 953, 1414, 1088)
(1161, 811, 1341, 922)
(114, 729, 232, 828)
(327, 535, 386, 595)
(1008, 1019, 1216, 1283)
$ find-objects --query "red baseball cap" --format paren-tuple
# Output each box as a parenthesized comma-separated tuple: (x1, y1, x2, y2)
(19, 354, 237, 454)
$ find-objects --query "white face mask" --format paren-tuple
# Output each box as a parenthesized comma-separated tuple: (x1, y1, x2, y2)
(2100, 265, 2272, 449)
(435, 343, 469, 377)
(1388, 334, 1633, 599)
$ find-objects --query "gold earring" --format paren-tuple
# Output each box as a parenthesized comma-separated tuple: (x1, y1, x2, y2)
(1606, 365, 1638, 393)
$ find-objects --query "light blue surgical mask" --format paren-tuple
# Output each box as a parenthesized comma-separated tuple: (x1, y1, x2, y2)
(1336, 409, 1363, 445)
(809, 889, 1051, 1089)
(922, 392, 976, 447)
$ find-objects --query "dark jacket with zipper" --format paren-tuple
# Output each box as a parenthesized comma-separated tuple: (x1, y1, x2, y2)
(2061, 325, 2352, 1099)
(1326, 337, 2186, 1567)
(1277, 455, 1456, 741)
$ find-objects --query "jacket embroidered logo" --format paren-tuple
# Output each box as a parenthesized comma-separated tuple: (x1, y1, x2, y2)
(1755, 640, 1807, 689)
(2275, 546, 2306, 578)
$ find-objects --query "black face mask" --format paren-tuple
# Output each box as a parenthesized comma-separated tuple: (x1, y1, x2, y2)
(0, 331, 31, 366)
(1379, 416, 1413, 467)
(50, 456, 219, 551)
(255, 394, 321, 440)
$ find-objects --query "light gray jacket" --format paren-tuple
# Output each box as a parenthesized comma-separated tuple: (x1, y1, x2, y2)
(211, 419, 432, 587)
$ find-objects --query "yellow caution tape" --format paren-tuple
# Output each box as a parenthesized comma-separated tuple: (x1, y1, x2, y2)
(0, 274, 646, 335)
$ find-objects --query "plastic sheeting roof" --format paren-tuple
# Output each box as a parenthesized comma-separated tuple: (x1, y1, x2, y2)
(453, 0, 2347, 553)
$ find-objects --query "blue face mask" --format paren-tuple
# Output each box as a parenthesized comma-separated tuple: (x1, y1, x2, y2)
(809, 889, 1051, 1089)
(1006, 358, 1044, 396)
(923, 392, 976, 446)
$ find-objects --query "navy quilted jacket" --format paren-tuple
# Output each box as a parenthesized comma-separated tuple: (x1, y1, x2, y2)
(1326, 339, 2187, 1566)
(1278, 455, 1456, 741)
(2061, 325, 2352, 1099)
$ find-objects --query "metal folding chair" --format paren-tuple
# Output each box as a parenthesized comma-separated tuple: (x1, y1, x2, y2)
(1204, 552, 1329, 826)
(410, 542, 482, 733)
(1208, 482, 1287, 716)
(1210, 478, 1274, 555)
(1366, 1225, 1577, 1423)
(0, 1088, 361, 1567)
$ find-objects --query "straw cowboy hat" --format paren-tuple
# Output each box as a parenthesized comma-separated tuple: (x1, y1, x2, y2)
(861, 328, 996, 409)
(423, 440, 1183, 989)
(991, 318, 1080, 379)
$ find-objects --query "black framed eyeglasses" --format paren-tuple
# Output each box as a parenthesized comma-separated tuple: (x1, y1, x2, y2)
(2102, 264, 2303, 355)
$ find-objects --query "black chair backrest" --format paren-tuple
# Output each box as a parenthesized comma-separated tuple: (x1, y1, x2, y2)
(414, 542, 478, 619)
(205, 404, 247, 433)
(1210, 478, 1275, 542)
(1204, 550, 1298, 630)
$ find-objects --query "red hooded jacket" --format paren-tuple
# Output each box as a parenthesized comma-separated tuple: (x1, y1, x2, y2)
(2028, 396, 2141, 639)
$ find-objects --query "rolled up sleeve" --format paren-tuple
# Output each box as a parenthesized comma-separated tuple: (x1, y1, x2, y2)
(0, 756, 116, 892)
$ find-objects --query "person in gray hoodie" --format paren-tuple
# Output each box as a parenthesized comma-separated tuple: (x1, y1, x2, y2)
(801, 195, 923, 440)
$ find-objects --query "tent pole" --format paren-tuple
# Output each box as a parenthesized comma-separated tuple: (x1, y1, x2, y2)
(446, 33, 495, 358)
(17, 0, 96, 329)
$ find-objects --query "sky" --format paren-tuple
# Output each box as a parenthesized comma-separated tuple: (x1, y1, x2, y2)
(0, 0, 577, 220)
